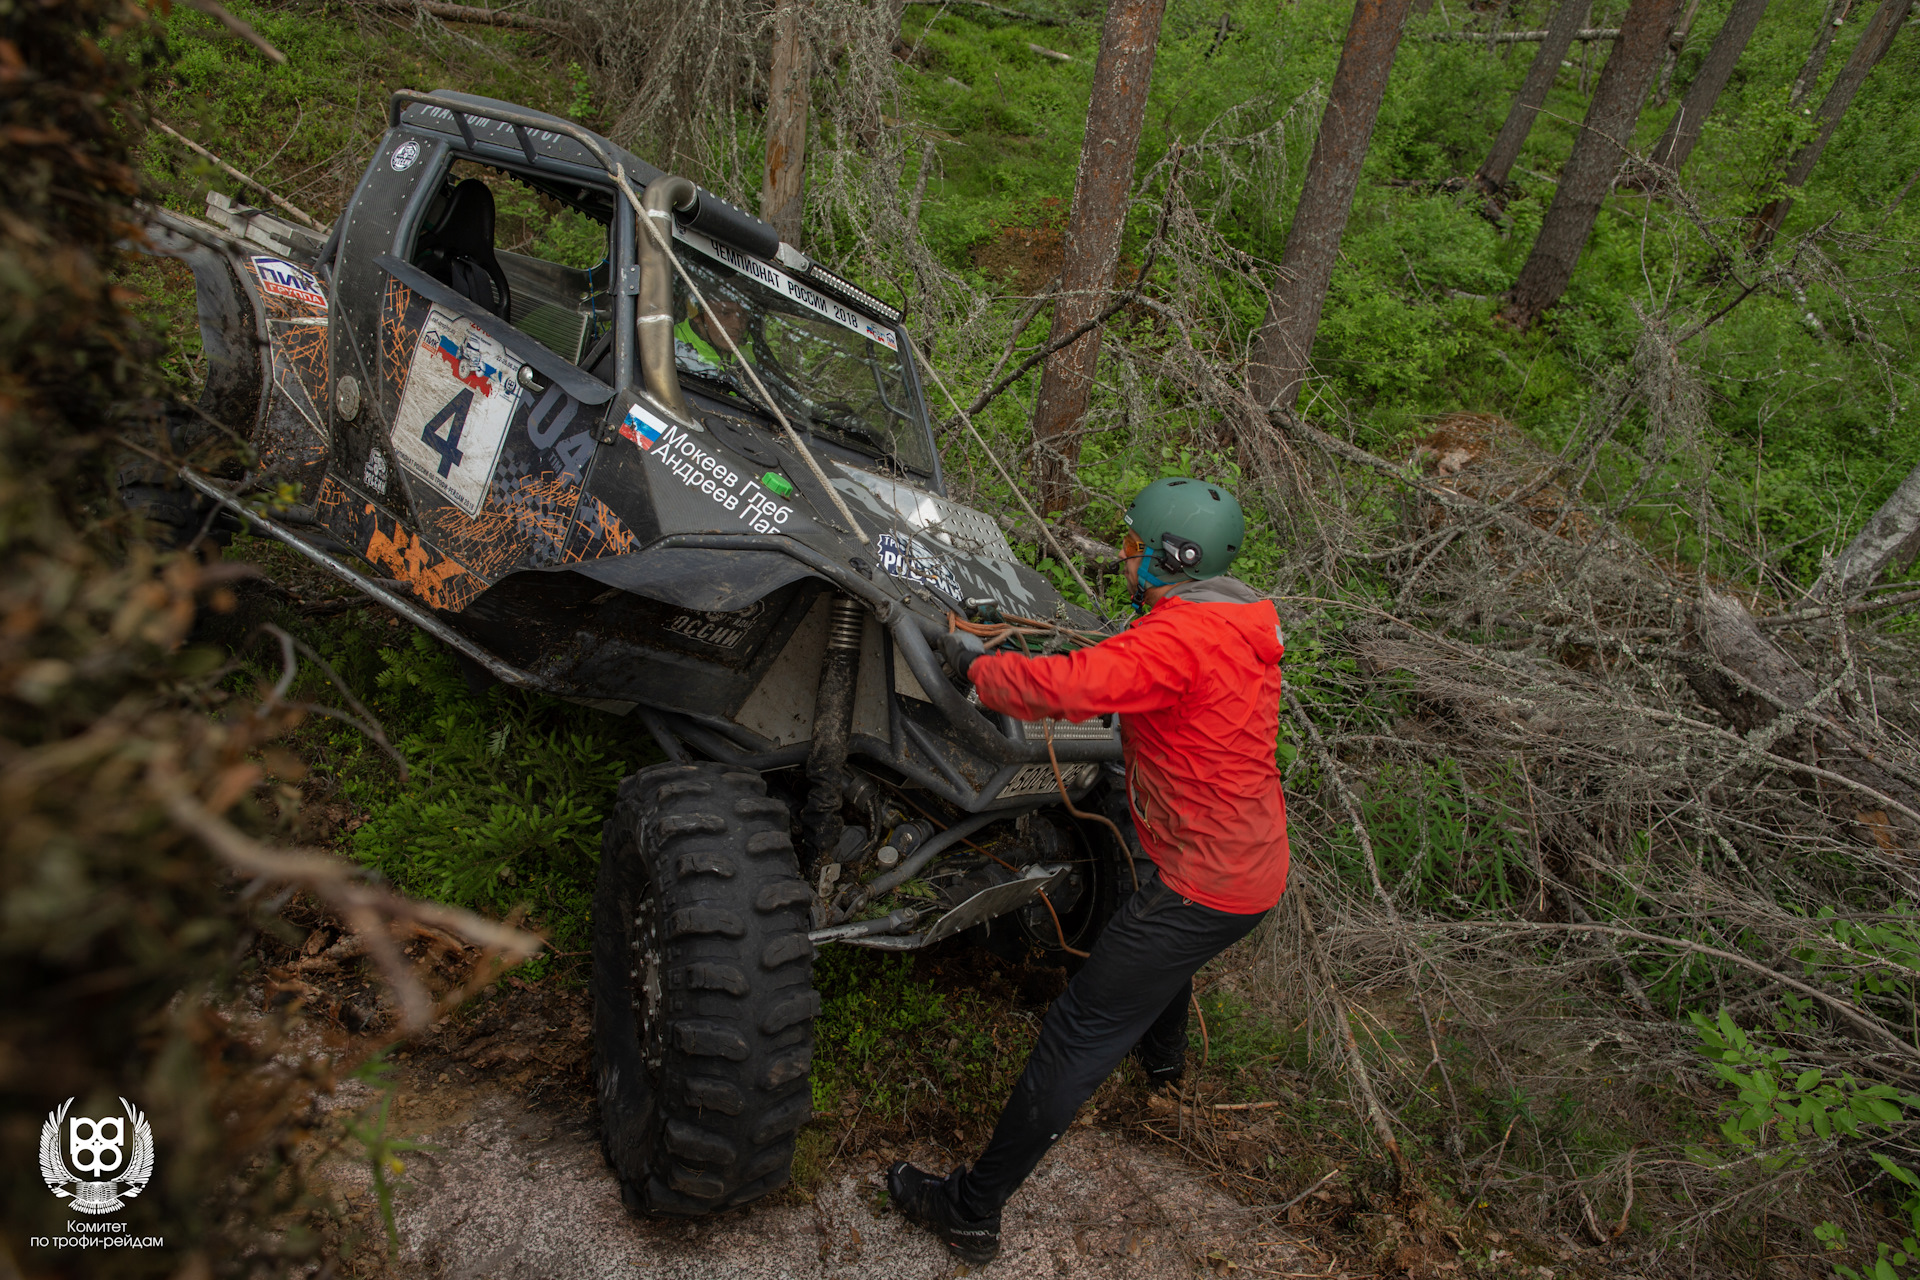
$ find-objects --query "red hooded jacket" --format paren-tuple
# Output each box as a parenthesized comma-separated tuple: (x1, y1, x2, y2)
(970, 576, 1289, 914)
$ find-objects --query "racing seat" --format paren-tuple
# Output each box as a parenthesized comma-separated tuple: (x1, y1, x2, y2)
(414, 178, 512, 318)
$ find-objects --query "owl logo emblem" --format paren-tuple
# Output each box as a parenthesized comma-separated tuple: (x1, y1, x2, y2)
(40, 1098, 155, 1215)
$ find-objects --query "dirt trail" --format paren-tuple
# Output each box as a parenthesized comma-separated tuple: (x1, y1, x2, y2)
(286, 941, 1329, 1277)
(365, 1082, 1308, 1279)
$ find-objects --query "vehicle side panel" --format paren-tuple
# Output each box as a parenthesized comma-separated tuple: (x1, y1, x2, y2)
(243, 254, 332, 501)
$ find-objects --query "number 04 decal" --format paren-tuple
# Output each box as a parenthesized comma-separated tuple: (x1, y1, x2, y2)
(389, 306, 522, 516)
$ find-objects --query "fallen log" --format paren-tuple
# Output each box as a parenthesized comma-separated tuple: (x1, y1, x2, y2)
(904, 0, 1070, 24)
(1810, 457, 1920, 600)
(1427, 26, 1620, 41)
(361, 0, 568, 32)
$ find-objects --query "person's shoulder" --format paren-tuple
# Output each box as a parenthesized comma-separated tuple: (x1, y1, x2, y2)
(1161, 575, 1264, 606)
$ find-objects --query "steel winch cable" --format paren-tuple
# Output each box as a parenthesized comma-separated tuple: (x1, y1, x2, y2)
(905, 340, 1104, 612)
(946, 610, 1107, 654)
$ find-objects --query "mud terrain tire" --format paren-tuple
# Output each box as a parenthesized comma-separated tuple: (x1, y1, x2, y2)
(594, 762, 818, 1215)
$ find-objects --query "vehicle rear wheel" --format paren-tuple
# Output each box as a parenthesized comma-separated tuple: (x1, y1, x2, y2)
(594, 762, 819, 1215)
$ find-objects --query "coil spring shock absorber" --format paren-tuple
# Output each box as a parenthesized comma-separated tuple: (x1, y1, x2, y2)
(801, 594, 865, 866)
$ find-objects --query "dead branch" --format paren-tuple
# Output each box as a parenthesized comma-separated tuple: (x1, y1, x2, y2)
(1292, 887, 1416, 1186)
(1428, 26, 1620, 41)
(177, 0, 288, 61)
(1441, 919, 1920, 1063)
(150, 120, 325, 231)
(902, 0, 1070, 24)
(359, 0, 570, 30)
(155, 775, 541, 1031)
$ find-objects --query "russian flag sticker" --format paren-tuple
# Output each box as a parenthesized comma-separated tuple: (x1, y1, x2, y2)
(620, 404, 666, 450)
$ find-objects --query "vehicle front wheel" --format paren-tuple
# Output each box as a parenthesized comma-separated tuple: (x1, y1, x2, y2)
(594, 762, 819, 1215)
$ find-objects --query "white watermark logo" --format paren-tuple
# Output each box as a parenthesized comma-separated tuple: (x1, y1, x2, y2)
(40, 1098, 154, 1215)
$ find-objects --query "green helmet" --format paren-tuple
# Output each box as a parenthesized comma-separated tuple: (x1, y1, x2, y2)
(1123, 477, 1245, 584)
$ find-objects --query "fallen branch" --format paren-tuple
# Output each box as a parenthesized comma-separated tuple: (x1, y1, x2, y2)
(1565, 1148, 1609, 1246)
(1427, 26, 1620, 41)
(178, 0, 286, 60)
(150, 120, 326, 232)
(1442, 919, 1920, 1064)
(1272, 1166, 1344, 1217)
(155, 774, 541, 1031)
(1612, 1146, 1638, 1239)
(1028, 41, 1072, 60)
(359, 0, 569, 30)
(903, 0, 1069, 24)
(1754, 587, 1920, 629)
(1292, 888, 1415, 1186)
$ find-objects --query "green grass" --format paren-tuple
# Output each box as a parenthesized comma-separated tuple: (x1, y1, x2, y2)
(210, 544, 665, 958)
(808, 947, 1041, 1121)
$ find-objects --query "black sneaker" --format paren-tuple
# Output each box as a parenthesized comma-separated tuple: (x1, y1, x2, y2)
(887, 1162, 1001, 1264)
(1135, 1051, 1185, 1092)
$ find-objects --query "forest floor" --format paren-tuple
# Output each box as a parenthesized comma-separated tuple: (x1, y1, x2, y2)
(303, 975, 1327, 1280)
(332, 1069, 1298, 1278)
(273, 922, 1646, 1280)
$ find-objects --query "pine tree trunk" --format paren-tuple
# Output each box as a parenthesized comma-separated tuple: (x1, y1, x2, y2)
(1248, 0, 1415, 413)
(761, 0, 810, 246)
(1477, 0, 1593, 192)
(1790, 0, 1855, 106)
(1653, 0, 1705, 105)
(1029, 0, 1170, 514)
(1751, 0, 1914, 252)
(1645, 0, 1772, 175)
(1501, 0, 1685, 330)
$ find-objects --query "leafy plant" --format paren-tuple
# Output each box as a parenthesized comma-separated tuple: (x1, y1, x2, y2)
(809, 949, 1032, 1119)
(336, 633, 656, 947)
(1691, 1009, 1919, 1161)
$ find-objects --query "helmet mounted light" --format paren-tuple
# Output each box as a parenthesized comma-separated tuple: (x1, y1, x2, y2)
(1121, 476, 1247, 600)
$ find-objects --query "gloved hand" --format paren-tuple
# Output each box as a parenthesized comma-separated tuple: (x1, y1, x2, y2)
(939, 630, 986, 680)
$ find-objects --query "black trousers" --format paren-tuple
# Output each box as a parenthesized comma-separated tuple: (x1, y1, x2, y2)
(949, 875, 1270, 1220)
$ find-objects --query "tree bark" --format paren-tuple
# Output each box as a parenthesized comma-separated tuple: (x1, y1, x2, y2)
(1248, 0, 1415, 413)
(1790, 0, 1855, 106)
(1750, 0, 1914, 252)
(761, 0, 811, 246)
(1644, 0, 1772, 175)
(1653, 0, 1705, 105)
(1476, 0, 1594, 192)
(1501, 0, 1685, 330)
(1028, 0, 1170, 514)
(1809, 459, 1920, 599)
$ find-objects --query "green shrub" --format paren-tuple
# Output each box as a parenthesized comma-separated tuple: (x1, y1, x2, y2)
(341, 633, 653, 948)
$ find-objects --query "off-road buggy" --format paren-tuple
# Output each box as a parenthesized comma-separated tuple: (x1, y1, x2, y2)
(138, 91, 1139, 1215)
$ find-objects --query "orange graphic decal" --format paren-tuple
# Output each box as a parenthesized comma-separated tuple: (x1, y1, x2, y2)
(364, 524, 474, 612)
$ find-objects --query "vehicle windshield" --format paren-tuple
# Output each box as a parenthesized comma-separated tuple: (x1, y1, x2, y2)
(670, 248, 934, 476)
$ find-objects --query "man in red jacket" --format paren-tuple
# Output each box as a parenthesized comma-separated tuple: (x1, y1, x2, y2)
(889, 477, 1290, 1265)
